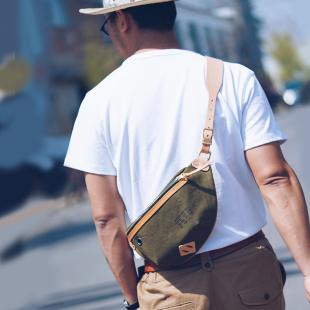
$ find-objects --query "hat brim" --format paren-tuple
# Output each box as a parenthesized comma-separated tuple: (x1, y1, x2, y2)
(80, 0, 178, 15)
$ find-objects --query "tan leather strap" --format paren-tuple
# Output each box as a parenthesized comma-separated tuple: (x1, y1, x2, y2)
(200, 57, 223, 157)
(181, 162, 213, 179)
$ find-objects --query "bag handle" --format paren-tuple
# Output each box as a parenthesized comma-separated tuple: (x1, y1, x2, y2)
(200, 56, 223, 158)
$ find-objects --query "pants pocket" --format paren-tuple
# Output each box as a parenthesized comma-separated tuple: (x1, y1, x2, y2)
(239, 277, 282, 306)
(278, 261, 286, 286)
(137, 268, 204, 310)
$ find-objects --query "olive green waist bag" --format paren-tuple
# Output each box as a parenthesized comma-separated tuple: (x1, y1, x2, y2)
(126, 57, 223, 267)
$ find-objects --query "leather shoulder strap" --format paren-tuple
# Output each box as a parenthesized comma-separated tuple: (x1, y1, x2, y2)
(200, 56, 223, 157)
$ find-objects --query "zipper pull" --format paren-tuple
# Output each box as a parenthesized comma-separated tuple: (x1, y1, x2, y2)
(177, 162, 214, 181)
(175, 173, 187, 182)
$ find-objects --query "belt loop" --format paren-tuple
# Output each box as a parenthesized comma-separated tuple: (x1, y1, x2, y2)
(201, 252, 213, 272)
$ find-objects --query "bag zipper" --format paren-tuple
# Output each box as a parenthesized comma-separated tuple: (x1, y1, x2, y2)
(126, 162, 213, 241)
(126, 172, 188, 240)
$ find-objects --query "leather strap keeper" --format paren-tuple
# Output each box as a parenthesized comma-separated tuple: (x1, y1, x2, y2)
(144, 230, 265, 273)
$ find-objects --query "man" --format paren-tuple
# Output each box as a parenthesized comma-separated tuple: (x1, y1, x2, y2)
(64, 1, 310, 309)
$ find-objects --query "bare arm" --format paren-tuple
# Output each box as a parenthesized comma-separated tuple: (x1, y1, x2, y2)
(85, 173, 139, 305)
(245, 141, 310, 302)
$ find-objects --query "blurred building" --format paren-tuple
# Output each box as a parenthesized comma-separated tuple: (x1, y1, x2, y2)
(233, 0, 264, 73)
(176, 0, 264, 74)
(47, 0, 100, 136)
(176, 0, 239, 63)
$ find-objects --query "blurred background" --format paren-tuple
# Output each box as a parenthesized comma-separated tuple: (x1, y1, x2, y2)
(0, 0, 309, 309)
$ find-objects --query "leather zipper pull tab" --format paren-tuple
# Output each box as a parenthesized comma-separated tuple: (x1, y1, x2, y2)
(175, 173, 187, 182)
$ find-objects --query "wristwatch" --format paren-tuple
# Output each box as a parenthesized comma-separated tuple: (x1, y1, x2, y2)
(123, 299, 140, 310)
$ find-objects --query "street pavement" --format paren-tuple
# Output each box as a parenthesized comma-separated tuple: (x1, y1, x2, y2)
(0, 104, 310, 310)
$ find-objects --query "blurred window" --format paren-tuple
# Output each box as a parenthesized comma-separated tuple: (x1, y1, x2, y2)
(217, 29, 229, 61)
(205, 28, 216, 58)
(188, 23, 202, 54)
(48, 0, 68, 27)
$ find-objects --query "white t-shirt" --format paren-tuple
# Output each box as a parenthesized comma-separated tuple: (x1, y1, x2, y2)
(64, 49, 287, 259)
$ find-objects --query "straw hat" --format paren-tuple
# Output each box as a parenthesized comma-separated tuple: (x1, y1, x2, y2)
(80, 0, 178, 15)
(0, 58, 30, 94)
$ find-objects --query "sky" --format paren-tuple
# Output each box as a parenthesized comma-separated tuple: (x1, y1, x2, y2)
(252, 0, 310, 45)
(252, 0, 310, 82)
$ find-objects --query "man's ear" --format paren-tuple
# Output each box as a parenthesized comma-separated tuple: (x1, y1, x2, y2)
(115, 10, 132, 33)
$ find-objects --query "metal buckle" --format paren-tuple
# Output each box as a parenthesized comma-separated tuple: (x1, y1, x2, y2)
(202, 128, 213, 146)
(203, 128, 214, 135)
(199, 151, 212, 160)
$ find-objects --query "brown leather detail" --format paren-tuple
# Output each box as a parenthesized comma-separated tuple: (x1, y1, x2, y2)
(183, 162, 212, 179)
(144, 231, 265, 272)
(209, 230, 265, 260)
(200, 57, 223, 157)
(179, 242, 197, 256)
(127, 179, 188, 241)
(192, 155, 211, 171)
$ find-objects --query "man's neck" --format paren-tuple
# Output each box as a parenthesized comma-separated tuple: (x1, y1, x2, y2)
(131, 30, 182, 56)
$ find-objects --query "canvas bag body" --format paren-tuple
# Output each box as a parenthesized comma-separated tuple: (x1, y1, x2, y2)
(126, 57, 223, 267)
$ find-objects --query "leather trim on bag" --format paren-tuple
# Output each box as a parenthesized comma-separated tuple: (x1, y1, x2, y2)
(127, 179, 188, 241)
(192, 155, 210, 171)
(179, 242, 196, 256)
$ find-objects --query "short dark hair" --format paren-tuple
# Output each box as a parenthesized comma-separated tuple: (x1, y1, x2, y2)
(122, 2, 177, 32)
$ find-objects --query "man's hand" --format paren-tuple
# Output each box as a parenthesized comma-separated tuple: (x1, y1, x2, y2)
(245, 142, 310, 302)
(85, 173, 139, 305)
(305, 276, 310, 303)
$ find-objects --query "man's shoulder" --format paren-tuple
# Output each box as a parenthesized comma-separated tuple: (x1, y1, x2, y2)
(223, 61, 254, 82)
(221, 61, 255, 98)
(86, 65, 124, 101)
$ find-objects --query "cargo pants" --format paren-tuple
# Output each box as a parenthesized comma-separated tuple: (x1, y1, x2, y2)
(137, 237, 285, 310)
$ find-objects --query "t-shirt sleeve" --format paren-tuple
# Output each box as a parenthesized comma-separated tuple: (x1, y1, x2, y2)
(64, 95, 117, 175)
(241, 73, 287, 151)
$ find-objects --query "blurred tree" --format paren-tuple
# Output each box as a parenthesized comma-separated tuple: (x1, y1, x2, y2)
(269, 32, 303, 82)
(82, 23, 123, 89)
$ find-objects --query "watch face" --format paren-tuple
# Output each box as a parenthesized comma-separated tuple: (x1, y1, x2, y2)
(123, 299, 129, 307)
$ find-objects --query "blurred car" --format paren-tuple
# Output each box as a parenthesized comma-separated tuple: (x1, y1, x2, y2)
(283, 81, 302, 106)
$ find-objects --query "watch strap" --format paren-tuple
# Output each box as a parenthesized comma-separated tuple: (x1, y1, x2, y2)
(124, 299, 139, 310)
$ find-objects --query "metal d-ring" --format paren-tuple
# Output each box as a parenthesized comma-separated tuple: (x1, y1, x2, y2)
(199, 151, 212, 161)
